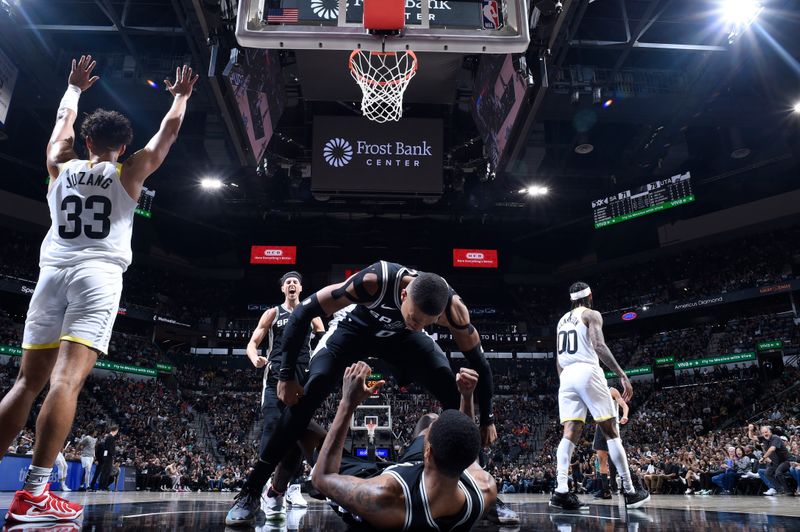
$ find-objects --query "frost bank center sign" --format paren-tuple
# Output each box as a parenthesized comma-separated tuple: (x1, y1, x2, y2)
(312, 116, 443, 195)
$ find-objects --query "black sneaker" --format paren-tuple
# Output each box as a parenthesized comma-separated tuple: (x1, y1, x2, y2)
(549, 491, 589, 510)
(485, 498, 520, 525)
(624, 488, 651, 509)
(593, 490, 612, 500)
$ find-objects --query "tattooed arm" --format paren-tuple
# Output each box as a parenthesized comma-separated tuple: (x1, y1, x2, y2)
(311, 362, 405, 528)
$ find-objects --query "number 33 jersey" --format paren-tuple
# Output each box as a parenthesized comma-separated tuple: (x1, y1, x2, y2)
(555, 307, 600, 368)
(40, 160, 137, 271)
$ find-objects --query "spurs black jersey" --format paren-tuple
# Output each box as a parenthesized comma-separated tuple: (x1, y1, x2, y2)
(345, 261, 457, 337)
(262, 304, 313, 395)
(381, 462, 485, 531)
(265, 304, 312, 365)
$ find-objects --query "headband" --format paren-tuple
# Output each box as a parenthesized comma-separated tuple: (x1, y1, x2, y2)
(570, 287, 592, 301)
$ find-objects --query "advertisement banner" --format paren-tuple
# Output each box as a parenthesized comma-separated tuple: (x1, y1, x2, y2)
(675, 351, 756, 369)
(250, 245, 297, 265)
(312, 116, 443, 196)
(453, 249, 499, 269)
(604, 279, 800, 325)
(757, 340, 783, 351)
(0, 455, 127, 492)
(2, 345, 158, 377)
(605, 366, 653, 379)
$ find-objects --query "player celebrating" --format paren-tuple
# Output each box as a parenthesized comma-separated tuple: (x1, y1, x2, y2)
(0, 56, 198, 523)
(312, 362, 496, 530)
(592, 385, 629, 500)
(226, 261, 497, 526)
(550, 282, 649, 510)
(245, 271, 326, 520)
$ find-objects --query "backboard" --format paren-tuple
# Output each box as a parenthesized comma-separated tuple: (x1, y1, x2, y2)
(236, 0, 531, 53)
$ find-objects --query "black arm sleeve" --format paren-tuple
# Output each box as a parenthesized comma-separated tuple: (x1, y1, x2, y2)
(279, 294, 325, 381)
(462, 344, 494, 426)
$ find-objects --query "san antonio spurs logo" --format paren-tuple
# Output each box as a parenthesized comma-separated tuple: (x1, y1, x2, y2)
(311, 0, 339, 20)
(323, 138, 353, 167)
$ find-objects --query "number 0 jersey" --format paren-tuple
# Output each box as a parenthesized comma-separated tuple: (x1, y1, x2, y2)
(556, 306, 600, 368)
(40, 159, 137, 271)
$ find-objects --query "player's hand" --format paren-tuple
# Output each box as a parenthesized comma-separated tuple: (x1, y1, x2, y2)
(480, 424, 497, 447)
(165, 65, 199, 98)
(456, 367, 478, 397)
(748, 424, 754, 431)
(68, 55, 100, 91)
(341, 361, 384, 408)
(620, 377, 633, 402)
(277, 379, 304, 406)
(620, 416, 629, 425)
(248, 354, 268, 368)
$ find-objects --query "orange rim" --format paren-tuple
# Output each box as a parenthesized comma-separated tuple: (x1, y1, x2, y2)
(349, 49, 418, 87)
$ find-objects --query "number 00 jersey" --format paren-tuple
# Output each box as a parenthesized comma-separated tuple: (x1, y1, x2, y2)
(40, 159, 137, 271)
(556, 307, 600, 368)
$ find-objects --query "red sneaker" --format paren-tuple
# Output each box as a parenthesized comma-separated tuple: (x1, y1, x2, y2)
(4, 485, 83, 523)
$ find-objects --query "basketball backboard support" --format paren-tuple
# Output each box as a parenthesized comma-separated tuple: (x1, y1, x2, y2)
(235, 0, 531, 54)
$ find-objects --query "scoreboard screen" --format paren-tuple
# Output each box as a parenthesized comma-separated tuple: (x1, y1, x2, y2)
(135, 187, 156, 218)
(592, 172, 695, 229)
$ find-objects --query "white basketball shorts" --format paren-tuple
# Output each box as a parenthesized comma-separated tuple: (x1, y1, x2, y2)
(22, 260, 123, 355)
(558, 362, 616, 424)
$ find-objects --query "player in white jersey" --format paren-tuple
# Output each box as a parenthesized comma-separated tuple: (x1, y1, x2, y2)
(549, 282, 649, 511)
(0, 55, 198, 523)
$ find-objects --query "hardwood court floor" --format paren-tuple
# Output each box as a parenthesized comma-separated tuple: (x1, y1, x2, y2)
(0, 491, 798, 530)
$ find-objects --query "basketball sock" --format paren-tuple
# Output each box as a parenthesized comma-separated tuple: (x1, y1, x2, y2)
(555, 438, 575, 494)
(267, 486, 284, 498)
(606, 438, 635, 494)
(24, 466, 52, 496)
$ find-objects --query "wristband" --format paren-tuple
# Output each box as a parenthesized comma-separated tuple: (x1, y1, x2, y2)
(59, 84, 81, 113)
(277, 366, 294, 382)
(480, 412, 494, 427)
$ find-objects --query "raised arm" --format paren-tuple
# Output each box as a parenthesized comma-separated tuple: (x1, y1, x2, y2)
(747, 424, 759, 442)
(277, 263, 383, 405)
(437, 296, 496, 445)
(245, 307, 277, 368)
(585, 309, 633, 402)
(121, 66, 198, 196)
(311, 362, 404, 528)
(46, 55, 99, 179)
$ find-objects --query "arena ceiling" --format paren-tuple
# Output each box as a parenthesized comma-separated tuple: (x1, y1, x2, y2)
(1, 0, 799, 267)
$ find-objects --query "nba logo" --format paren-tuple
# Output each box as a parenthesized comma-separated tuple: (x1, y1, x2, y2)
(482, 0, 502, 30)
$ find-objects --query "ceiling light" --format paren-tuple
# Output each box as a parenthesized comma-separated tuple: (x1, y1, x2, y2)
(603, 99, 614, 108)
(793, 101, 800, 113)
(523, 185, 549, 197)
(200, 178, 223, 190)
(720, 0, 762, 25)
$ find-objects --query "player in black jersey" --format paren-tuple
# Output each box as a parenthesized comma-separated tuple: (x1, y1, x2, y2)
(226, 261, 497, 526)
(244, 271, 325, 520)
(313, 362, 496, 531)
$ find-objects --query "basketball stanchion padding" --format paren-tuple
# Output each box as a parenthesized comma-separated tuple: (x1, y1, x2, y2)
(364, 0, 405, 32)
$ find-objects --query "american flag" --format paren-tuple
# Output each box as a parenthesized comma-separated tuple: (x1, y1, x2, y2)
(267, 8, 299, 23)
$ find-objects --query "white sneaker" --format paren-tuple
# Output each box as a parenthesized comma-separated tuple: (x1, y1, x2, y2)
(285, 484, 307, 508)
(263, 480, 286, 521)
(763, 488, 777, 496)
(685, 488, 693, 495)
(61, 483, 72, 492)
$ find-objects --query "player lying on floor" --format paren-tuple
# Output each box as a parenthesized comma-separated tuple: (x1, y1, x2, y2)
(312, 363, 497, 531)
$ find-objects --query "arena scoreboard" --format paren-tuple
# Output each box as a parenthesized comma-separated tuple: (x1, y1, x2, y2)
(592, 172, 694, 229)
(135, 187, 155, 218)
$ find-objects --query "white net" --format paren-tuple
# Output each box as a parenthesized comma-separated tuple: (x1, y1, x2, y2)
(349, 50, 418, 123)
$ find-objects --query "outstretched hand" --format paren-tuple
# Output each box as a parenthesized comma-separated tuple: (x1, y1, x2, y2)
(165, 65, 199, 98)
(341, 361, 384, 408)
(68, 55, 100, 91)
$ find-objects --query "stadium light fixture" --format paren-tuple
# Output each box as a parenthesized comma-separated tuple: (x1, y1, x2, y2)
(200, 178, 223, 190)
(520, 185, 549, 197)
(720, 0, 763, 43)
(793, 101, 800, 114)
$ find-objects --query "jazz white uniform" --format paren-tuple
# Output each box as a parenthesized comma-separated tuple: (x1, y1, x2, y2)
(22, 159, 137, 354)
(555, 306, 617, 424)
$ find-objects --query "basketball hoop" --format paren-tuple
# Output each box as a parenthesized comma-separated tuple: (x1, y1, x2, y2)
(349, 50, 418, 123)
(365, 415, 378, 445)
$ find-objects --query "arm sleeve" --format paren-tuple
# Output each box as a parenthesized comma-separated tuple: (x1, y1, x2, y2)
(462, 344, 494, 426)
(279, 294, 325, 381)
